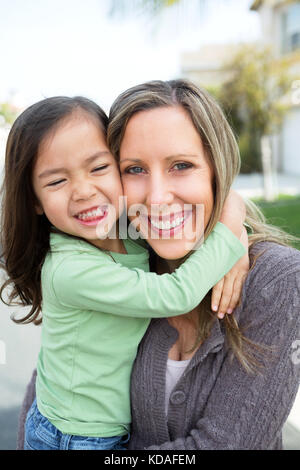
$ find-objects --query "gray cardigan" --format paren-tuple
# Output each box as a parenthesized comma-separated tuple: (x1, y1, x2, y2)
(17, 242, 300, 450)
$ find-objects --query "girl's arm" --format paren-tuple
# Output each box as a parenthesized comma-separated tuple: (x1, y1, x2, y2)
(52, 221, 245, 318)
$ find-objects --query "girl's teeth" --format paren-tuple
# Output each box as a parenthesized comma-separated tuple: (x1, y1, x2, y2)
(150, 216, 185, 230)
(77, 207, 104, 220)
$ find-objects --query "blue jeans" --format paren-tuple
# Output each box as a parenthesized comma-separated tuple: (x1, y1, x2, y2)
(24, 399, 130, 450)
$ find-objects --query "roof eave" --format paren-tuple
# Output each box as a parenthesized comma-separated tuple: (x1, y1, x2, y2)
(250, 0, 263, 11)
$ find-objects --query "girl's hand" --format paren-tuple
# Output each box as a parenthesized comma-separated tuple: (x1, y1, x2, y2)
(211, 226, 249, 319)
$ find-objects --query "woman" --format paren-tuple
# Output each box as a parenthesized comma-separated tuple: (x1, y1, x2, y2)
(107, 79, 300, 450)
(17, 80, 300, 450)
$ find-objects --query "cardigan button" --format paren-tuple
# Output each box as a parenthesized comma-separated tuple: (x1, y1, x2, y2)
(170, 390, 186, 405)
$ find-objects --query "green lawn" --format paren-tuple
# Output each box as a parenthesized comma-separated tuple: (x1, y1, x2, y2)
(255, 196, 300, 250)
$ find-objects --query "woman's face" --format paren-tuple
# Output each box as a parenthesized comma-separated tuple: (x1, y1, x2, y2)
(119, 105, 214, 260)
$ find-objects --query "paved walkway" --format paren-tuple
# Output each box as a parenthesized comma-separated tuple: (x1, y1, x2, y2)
(232, 172, 300, 199)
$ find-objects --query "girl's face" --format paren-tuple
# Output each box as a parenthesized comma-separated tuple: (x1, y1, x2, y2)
(32, 112, 124, 250)
(119, 106, 214, 260)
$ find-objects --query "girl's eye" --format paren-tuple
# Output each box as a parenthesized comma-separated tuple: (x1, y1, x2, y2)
(47, 179, 65, 187)
(124, 166, 145, 175)
(172, 162, 193, 171)
(92, 165, 109, 173)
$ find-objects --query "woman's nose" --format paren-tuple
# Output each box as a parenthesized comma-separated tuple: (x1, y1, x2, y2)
(145, 175, 173, 209)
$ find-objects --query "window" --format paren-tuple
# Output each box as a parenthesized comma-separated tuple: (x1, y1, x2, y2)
(281, 3, 300, 54)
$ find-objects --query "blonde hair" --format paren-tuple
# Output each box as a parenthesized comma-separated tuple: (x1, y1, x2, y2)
(108, 79, 298, 373)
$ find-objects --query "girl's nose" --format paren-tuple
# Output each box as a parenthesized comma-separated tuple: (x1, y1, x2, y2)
(72, 180, 97, 202)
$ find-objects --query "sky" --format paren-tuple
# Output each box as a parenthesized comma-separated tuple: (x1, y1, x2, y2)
(0, 0, 261, 113)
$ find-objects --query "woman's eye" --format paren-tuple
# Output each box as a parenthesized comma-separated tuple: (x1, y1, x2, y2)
(125, 166, 145, 175)
(92, 165, 109, 173)
(172, 162, 193, 171)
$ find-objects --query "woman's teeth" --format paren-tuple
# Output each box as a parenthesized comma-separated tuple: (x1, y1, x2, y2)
(77, 207, 105, 220)
(150, 216, 185, 230)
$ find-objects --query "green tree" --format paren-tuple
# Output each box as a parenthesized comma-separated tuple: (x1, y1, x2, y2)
(0, 102, 18, 126)
(216, 45, 292, 200)
(109, 0, 186, 16)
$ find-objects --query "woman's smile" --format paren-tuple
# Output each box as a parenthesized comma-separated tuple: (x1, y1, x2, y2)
(140, 209, 193, 237)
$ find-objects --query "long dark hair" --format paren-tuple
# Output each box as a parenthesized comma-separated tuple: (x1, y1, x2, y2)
(0, 96, 108, 325)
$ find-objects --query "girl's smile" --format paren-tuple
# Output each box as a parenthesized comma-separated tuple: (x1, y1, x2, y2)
(74, 205, 108, 226)
(32, 112, 125, 252)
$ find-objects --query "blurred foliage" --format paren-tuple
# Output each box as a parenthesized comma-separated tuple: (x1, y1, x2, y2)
(212, 45, 292, 173)
(0, 102, 18, 126)
(109, 0, 190, 16)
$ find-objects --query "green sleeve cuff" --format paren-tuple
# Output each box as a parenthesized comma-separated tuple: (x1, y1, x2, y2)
(213, 222, 246, 258)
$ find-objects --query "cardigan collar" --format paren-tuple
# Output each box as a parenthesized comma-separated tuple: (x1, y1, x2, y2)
(152, 315, 226, 370)
(146, 317, 226, 443)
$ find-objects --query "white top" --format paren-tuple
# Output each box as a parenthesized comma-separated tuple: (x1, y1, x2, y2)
(165, 358, 191, 415)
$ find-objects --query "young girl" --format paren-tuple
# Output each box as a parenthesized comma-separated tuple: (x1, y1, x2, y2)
(1, 96, 246, 451)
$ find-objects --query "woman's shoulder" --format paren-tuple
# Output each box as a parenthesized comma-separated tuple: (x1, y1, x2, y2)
(249, 239, 300, 260)
(238, 241, 300, 327)
(247, 241, 300, 288)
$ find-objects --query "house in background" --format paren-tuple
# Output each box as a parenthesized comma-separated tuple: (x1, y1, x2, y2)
(251, 0, 300, 175)
(181, 0, 300, 176)
(181, 43, 240, 89)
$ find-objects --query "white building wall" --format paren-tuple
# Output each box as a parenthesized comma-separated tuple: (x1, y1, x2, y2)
(255, 0, 300, 175)
(281, 107, 300, 175)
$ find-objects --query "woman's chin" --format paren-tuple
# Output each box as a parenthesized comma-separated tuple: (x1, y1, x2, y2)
(146, 238, 194, 261)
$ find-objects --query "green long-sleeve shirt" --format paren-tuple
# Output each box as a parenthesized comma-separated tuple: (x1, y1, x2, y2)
(36, 222, 245, 437)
